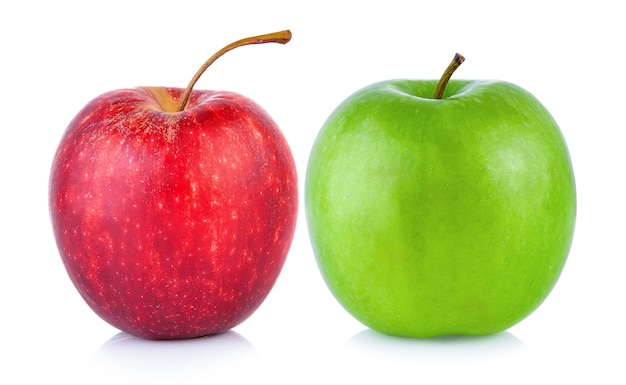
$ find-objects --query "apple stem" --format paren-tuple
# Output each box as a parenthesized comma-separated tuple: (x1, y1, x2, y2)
(433, 53, 465, 99)
(176, 30, 292, 112)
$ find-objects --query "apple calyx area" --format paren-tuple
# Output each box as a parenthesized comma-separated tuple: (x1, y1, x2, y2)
(176, 30, 292, 112)
(433, 53, 465, 99)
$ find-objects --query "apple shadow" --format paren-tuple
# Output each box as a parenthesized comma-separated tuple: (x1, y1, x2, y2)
(91, 330, 257, 382)
(346, 328, 527, 363)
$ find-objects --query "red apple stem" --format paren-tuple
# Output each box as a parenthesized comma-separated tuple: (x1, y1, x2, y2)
(433, 53, 465, 99)
(176, 30, 292, 112)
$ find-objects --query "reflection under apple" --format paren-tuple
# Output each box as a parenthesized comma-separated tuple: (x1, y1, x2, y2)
(92, 330, 257, 382)
(347, 328, 527, 362)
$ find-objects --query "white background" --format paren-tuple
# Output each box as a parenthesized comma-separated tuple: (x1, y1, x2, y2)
(1, 1, 624, 384)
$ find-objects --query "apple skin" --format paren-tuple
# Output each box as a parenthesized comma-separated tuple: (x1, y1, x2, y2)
(305, 79, 576, 337)
(49, 86, 297, 339)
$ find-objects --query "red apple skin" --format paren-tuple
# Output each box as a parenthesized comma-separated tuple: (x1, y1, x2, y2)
(49, 87, 298, 339)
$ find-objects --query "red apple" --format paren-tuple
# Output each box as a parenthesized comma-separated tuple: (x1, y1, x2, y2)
(49, 31, 297, 339)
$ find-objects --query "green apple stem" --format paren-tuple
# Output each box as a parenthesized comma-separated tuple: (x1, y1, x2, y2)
(176, 30, 292, 112)
(433, 53, 465, 99)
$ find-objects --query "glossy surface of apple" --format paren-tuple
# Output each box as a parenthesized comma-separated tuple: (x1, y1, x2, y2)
(50, 86, 297, 339)
(305, 79, 576, 337)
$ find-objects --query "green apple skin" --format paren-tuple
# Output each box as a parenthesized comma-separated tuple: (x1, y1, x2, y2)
(305, 79, 576, 338)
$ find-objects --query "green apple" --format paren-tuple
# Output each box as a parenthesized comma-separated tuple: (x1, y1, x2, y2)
(305, 54, 576, 337)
